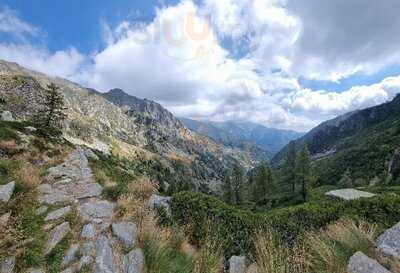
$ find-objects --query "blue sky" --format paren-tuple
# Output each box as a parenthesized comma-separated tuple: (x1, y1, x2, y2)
(1, 0, 400, 131)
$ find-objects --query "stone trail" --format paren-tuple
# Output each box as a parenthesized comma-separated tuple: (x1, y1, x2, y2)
(31, 147, 143, 273)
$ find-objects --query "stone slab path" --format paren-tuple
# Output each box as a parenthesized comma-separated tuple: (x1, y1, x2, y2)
(34, 147, 143, 273)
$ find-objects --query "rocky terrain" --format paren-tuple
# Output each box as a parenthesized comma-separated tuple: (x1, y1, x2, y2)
(0, 59, 262, 191)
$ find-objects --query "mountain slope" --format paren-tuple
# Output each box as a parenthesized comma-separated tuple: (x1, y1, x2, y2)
(0, 59, 259, 191)
(272, 94, 400, 185)
(180, 118, 302, 155)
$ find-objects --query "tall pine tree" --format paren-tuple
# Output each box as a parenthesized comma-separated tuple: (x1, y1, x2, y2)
(34, 83, 66, 133)
(222, 170, 233, 204)
(231, 163, 245, 206)
(295, 145, 311, 202)
(285, 141, 296, 192)
(252, 161, 275, 204)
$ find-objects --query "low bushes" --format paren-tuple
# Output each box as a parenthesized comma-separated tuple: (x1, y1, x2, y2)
(171, 191, 400, 257)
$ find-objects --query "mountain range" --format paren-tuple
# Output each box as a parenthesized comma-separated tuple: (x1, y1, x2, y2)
(180, 118, 302, 156)
(0, 59, 274, 191)
(273, 94, 400, 185)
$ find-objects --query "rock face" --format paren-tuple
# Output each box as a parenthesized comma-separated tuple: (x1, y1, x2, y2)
(38, 147, 102, 204)
(123, 248, 144, 273)
(44, 222, 71, 255)
(0, 256, 15, 273)
(325, 188, 375, 200)
(0, 181, 15, 202)
(348, 252, 390, 273)
(376, 222, 400, 259)
(112, 221, 137, 249)
(229, 256, 246, 273)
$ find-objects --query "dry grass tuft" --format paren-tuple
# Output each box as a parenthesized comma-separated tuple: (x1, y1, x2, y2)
(325, 218, 377, 254)
(306, 219, 378, 273)
(117, 176, 158, 224)
(254, 230, 309, 273)
(0, 139, 18, 153)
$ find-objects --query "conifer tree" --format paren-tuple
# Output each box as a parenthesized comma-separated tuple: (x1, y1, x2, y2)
(231, 163, 245, 205)
(295, 145, 311, 202)
(222, 170, 233, 204)
(34, 83, 66, 132)
(252, 161, 275, 204)
(286, 141, 297, 192)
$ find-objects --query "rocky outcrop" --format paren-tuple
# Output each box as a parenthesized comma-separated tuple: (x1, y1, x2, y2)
(325, 188, 375, 200)
(376, 222, 400, 259)
(348, 252, 390, 273)
(229, 256, 246, 273)
(0, 181, 15, 202)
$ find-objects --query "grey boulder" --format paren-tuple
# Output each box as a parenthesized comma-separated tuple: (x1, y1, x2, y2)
(229, 256, 246, 273)
(112, 221, 137, 249)
(123, 248, 144, 273)
(0, 181, 15, 203)
(348, 252, 390, 273)
(376, 222, 400, 259)
(1, 111, 14, 122)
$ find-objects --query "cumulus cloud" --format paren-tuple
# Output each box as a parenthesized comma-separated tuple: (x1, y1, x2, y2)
(0, 6, 85, 79)
(286, 0, 400, 81)
(1, 1, 400, 132)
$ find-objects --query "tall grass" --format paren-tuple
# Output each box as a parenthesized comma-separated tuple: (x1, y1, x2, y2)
(253, 219, 378, 273)
(254, 230, 309, 273)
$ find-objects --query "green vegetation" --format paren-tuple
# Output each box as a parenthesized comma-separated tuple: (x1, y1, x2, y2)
(0, 121, 74, 272)
(171, 191, 400, 257)
(33, 83, 66, 135)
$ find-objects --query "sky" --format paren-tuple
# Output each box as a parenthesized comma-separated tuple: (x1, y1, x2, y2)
(1, 0, 400, 132)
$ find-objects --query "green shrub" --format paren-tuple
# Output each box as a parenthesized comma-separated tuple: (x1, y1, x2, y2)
(171, 191, 400, 257)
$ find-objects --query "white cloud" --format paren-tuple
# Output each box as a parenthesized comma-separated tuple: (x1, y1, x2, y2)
(0, 6, 38, 39)
(0, 44, 85, 79)
(0, 5, 85, 79)
(1, 1, 400, 132)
